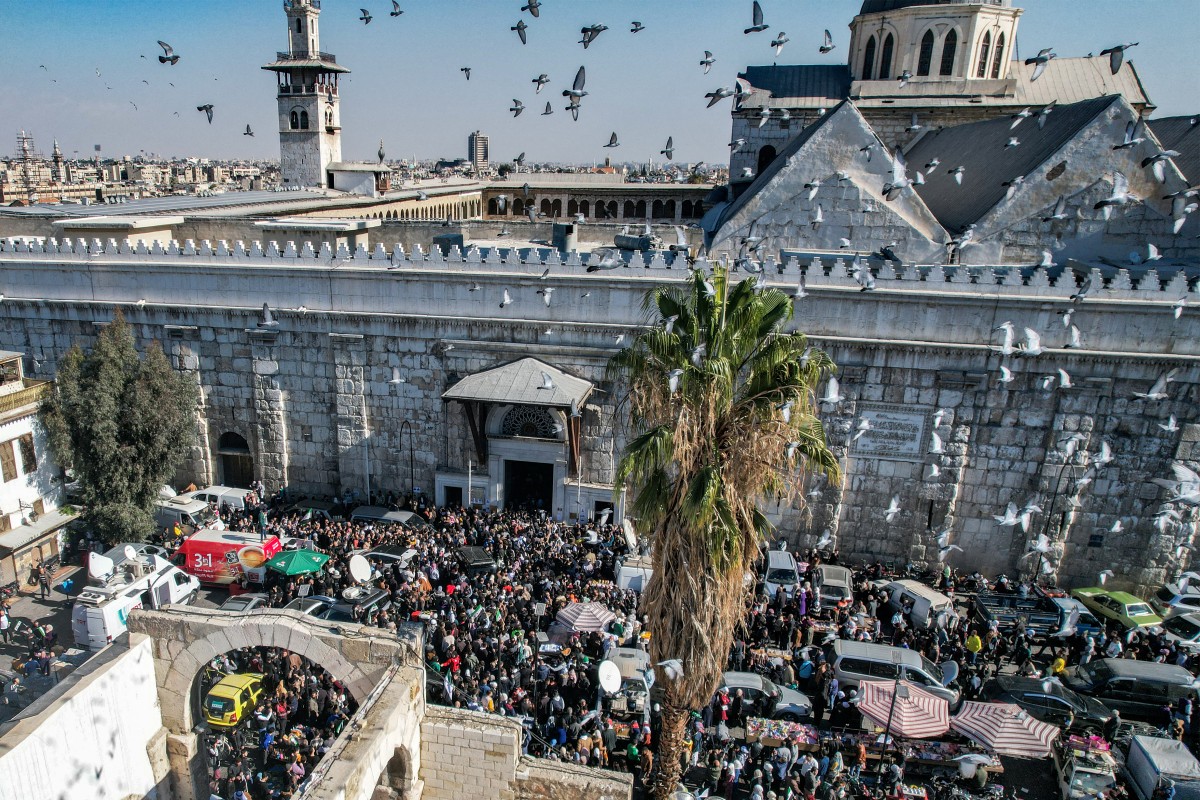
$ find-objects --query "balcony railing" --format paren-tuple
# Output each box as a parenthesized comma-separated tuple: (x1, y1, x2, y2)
(275, 51, 337, 64)
(0, 380, 51, 416)
(279, 84, 338, 96)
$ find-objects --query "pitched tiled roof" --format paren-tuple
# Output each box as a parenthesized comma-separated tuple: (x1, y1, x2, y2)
(903, 95, 1119, 232)
(1148, 116, 1200, 185)
(737, 65, 852, 109)
(442, 357, 592, 408)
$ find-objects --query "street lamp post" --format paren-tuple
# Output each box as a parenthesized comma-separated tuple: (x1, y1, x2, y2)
(399, 420, 415, 501)
(875, 652, 908, 785)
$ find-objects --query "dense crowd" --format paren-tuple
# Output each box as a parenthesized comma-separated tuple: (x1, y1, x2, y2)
(194, 496, 1200, 799)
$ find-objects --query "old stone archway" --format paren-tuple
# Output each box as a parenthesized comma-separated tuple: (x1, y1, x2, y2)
(127, 607, 421, 800)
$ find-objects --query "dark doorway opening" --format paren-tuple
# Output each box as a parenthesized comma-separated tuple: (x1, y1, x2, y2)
(217, 432, 254, 489)
(593, 500, 614, 522)
(504, 460, 553, 512)
(445, 486, 463, 508)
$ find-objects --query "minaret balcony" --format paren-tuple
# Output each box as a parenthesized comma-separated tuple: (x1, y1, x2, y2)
(279, 84, 339, 97)
(276, 51, 337, 64)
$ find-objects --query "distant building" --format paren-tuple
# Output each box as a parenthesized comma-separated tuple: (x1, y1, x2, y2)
(468, 131, 489, 172)
(262, 0, 349, 188)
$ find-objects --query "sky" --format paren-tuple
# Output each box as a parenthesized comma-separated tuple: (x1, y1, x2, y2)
(1, 0, 1198, 166)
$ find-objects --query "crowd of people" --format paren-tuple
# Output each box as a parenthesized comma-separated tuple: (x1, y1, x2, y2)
(184, 494, 1200, 799)
(201, 646, 357, 800)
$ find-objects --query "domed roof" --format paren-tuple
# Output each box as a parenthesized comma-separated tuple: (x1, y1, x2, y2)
(859, 0, 1009, 14)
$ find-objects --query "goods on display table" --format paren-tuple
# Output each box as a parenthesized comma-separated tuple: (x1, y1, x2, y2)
(1055, 735, 1118, 800)
(742, 718, 1001, 774)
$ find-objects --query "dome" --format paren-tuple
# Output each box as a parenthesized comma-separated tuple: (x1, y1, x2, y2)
(859, 0, 1009, 14)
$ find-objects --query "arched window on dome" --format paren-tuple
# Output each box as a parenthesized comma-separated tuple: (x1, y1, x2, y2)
(917, 30, 935, 76)
(879, 34, 895, 80)
(862, 35, 877, 80)
(976, 31, 992, 78)
(940, 30, 958, 76)
(990, 33, 1005, 79)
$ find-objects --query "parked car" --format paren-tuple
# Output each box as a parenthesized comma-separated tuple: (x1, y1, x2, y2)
(281, 499, 343, 523)
(317, 587, 392, 623)
(980, 675, 1113, 732)
(203, 672, 264, 728)
(357, 545, 420, 569)
(103, 542, 172, 563)
(1150, 574, 1200, 619)
(1049, 597, 1105, 640)
(183, 485, 250, 513)
(719, 671, 812, 721)
(1063, 658, 1199, 722)
(1071, 587, 1163, 630)
(348, 506, 431, 529)
(813, 564, 853, 611)
(1160, 613, 1200, 652)
(218, 593, 270, 614)
(827, 639, 960, 705)
(762, 550, 801, 599)
(283, 594, 337, 617)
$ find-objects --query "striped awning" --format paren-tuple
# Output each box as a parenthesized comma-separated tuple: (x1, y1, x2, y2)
(951, 701, 1061, 758)
(857, 680, 950, 740)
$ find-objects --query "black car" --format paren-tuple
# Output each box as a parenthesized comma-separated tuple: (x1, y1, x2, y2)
(317, 587, 392, 623)
(980, 675, 1113, 732)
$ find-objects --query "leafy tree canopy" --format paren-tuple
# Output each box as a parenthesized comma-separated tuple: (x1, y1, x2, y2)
(40, 311, 198, 544)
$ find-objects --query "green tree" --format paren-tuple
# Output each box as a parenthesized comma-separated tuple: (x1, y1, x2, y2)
(40, 311, 198, 544)
(608, 266, 840, 799)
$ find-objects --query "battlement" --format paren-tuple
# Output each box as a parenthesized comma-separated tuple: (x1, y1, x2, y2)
(0, 236, 1194, 306)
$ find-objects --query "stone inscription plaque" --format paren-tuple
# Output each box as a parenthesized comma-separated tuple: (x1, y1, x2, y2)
(852, 405, 928, 460)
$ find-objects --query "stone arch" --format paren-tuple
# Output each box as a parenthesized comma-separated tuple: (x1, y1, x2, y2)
(652, 199, 665, 218)
(215, 431, 253, 488)
(377, 746, 417, 798)
(879, 33, 895, 79)
(940, 28, 959, 76)
(579, 200, 589, 217)
(567, 198, 579, 216)
(150, 613, 384, 735)
(862, 35, 877, 80)
(664, 199, 676, 219)
(594, 201, 607, 220)
(513, 197, 525, 216)
(635, 199, 646, 218)
(624, 200, 636, 218)
(917, 29, 935, 76)
(606, 200, 617, 218)
(487, 197, 499, 215)
(540, 198, 553, 216)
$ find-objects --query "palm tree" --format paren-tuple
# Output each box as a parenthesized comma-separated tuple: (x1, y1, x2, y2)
(608, 265, 840, 799)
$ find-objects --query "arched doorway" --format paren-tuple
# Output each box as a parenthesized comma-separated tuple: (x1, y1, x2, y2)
(757, 145, 777, 176)
(217, 432, 253, 488)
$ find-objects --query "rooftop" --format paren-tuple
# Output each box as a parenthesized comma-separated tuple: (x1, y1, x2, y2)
(442, 357, 593, 409)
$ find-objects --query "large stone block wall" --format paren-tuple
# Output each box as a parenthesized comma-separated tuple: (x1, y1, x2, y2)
(419, 706, 631, 800)
(0, 237, 1195, 591)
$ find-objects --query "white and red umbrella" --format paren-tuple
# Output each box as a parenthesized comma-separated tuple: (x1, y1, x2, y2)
(951, 701, 1060, 758)
(554, 601, 616, 633)
(856, 680, 950, 740)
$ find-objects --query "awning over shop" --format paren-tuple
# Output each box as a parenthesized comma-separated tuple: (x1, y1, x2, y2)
(442, 357, 593, 410)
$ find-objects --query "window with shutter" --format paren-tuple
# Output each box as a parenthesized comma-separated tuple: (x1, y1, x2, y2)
(0, 441, 16, 483)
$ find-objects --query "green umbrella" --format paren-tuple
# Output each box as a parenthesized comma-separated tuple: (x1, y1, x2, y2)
(266, 549, 330, 576)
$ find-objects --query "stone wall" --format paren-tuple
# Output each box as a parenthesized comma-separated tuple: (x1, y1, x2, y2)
(419, 706, 631, 800)
(0, 237, 1196, 591)
(0, 637, 170, 800)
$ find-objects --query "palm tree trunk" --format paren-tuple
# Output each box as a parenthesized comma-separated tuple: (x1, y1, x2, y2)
(649, 702, 691, 799)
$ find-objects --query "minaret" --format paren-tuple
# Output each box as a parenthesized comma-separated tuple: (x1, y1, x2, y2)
(262, 0, 348, 188)
(51, 139, 64, 183)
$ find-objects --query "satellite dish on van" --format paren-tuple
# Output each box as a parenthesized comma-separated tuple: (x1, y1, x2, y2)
(88, 552, 115, 579)
(123, 545, 137, 561)
(598, 660, 621, 694)
(348, 554, 371, 584)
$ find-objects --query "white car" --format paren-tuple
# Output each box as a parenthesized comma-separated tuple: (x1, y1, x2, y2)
(719, 671, 812, 721)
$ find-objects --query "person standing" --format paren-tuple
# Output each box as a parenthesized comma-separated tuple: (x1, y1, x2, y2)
(33, 562, 50, 600)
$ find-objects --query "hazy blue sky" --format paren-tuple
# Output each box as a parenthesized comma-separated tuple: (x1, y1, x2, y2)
(2, 0, 1197, 165)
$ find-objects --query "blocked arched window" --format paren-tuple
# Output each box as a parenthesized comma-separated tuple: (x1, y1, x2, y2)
(757, 145, 777, 175)
(862, 36, 877, 80)
(976, 31, 992, 78)
(879, 34, 895, 80)
(940, 30, 958, 76)
(290, 111, 299, 130)
(990, 33, 1005, 79)
(917, 30, 935, 76)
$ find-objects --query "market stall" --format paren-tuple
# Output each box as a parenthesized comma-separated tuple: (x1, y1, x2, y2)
(857, 680, 950, 739)
(951, 701, 1061, 758)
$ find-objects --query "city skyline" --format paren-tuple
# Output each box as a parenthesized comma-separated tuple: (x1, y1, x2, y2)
(2, 0, 1198, 165)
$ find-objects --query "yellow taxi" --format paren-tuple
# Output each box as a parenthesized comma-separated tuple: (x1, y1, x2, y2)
(203, 672, 265, 728)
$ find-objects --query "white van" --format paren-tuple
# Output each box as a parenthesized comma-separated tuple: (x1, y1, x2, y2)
(763, 550, 801, 598)
(828, 639, 960, 705)
(184, 485, 249, 513)
(617, 554, 654, 592)
(604, 647, 655, 723)
(71, 552, 200, 650)
(154, 496, 219, 534)
(349, 506, 431, 529)
(885, 579, 957, 630)
(814, 564, 854, 610)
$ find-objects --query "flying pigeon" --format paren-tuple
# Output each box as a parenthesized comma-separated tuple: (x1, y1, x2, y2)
(1037, 102, 1056, 129)
(1100, 42, 1137, 74)
(499, 289, 512, 308)
(667, 369, 684, 396)
(196, 104, 214, 123)
(539, 371, 555, 390)
(390, 1, 403, 16)
(359, 8, 372, 24)
(244, 124, 254, 137)
(510, 99, 524, 117)
(700, 51, 716, 74)
(771, 32, 789, 56)
(512, 20, 528, 45)
(897, 70, 913, 88)
(388, 367, 406, 385)
(157, 40, 180, 65)
(1025, 47, 1056, 81)
(460, 67, 471, 80)
(521, 0, 540, 17)
(579, 24, 608, 49)
(819, 29, 835, 54)
(631, 21, 645, 34)
(533, 73, 549, 92)
(884, 495, 900, 523)
(821, 377, 843, 406)
(258, 303, 279, 329)
(604, 131, 620, 148)
(744, 1, 769, 34)
(1114, 119, 1146, 151)
(660, 137, 674, 160)
(1134, 369, 1179, 400)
